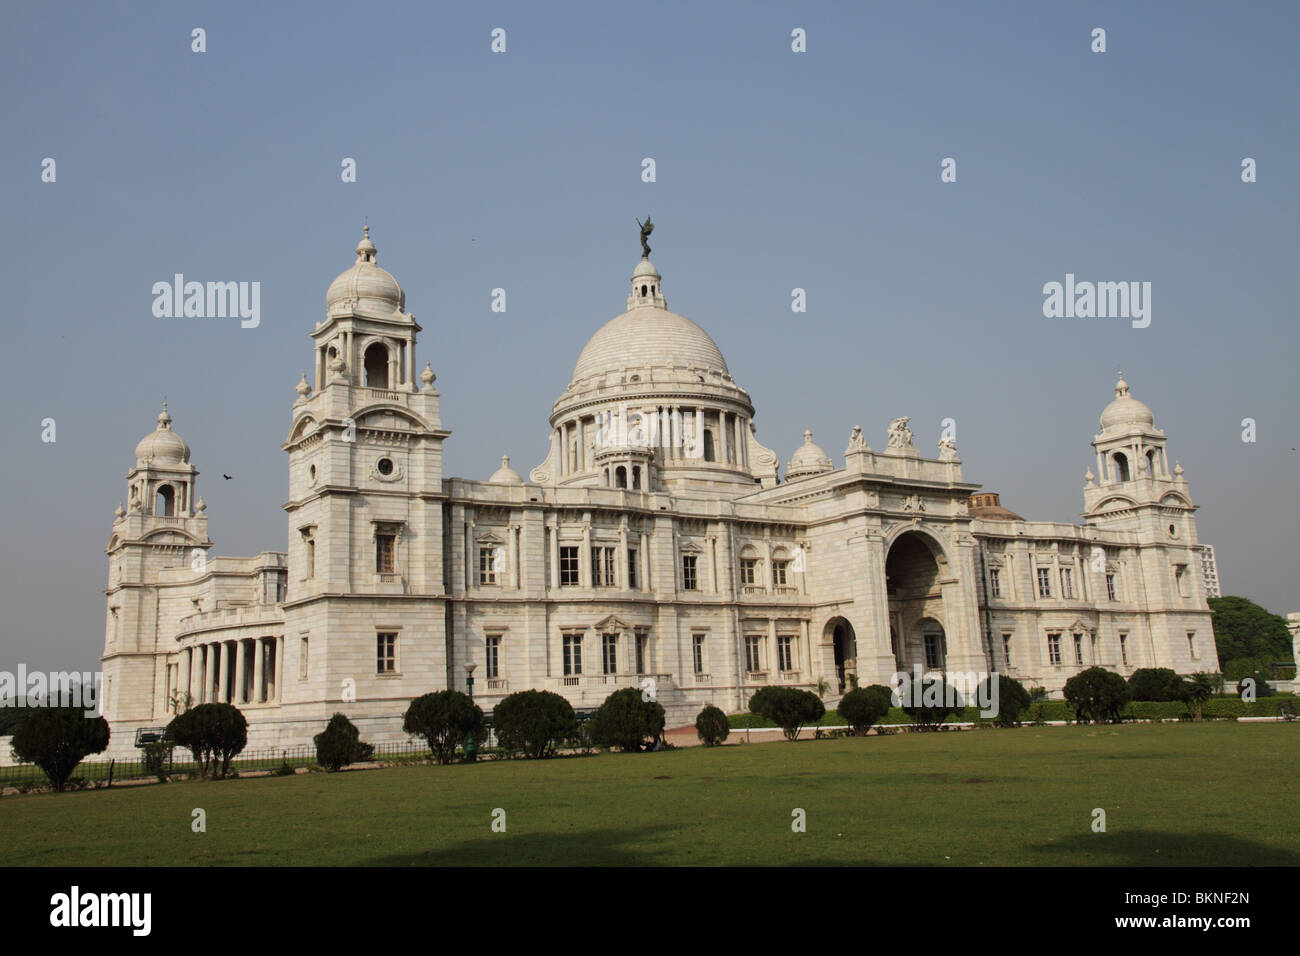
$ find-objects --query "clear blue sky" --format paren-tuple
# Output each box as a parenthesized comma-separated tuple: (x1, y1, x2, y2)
(1, 0, 1296, 670)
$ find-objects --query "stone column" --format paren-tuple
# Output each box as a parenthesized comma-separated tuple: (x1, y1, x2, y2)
(217, 642, 230, 703)
(718, 409, 728, 464)
(185, 647, 196, 703)
(639, 532, 650, 592)
(768, 618, 778, 677)
(618, 521, 629, 590)
(253, 638, 266, 703)
(512, 524, 521, 589)
(581, 517, 592, 588)
(466, 520, 476, 591)
(548, 520, 560, 590)
(274, 636, 284, 701)
(234, 639, 247, 704)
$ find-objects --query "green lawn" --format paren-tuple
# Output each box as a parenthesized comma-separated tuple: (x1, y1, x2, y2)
(3, 722, 1297, 866)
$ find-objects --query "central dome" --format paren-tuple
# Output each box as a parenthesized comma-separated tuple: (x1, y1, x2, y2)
(573, 310, 729, 382)
(571, 258, 728, 383)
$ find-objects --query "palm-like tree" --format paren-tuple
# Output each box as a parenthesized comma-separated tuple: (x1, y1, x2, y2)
(1184, 672, 1217, 721)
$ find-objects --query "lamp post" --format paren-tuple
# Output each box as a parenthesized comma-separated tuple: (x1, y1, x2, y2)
(464, 662, 478, 762)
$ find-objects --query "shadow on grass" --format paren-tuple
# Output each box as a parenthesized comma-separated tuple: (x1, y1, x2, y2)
(1026, 830, 1300, 866)
(362, 823, 684, 866)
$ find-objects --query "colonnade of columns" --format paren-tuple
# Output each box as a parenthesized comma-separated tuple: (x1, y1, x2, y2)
(554, 405, 749, 477)
(182, 635, 284, 708)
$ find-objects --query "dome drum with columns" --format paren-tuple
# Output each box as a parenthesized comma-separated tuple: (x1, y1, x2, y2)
(93, 223, 1219, 758)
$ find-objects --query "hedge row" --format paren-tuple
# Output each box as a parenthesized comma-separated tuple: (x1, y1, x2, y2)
(727, 695, 1298, 728)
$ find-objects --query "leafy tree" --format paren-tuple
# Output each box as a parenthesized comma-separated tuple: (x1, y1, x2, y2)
(403, 691, 484, 764)
(838, 685, 893, 736)
(694, 705, 730, 746)
(313, 713, 373, 771)
(588, 687, 666, 752)
(1182, 673, 1217, 721)
(168, 703, 248, 778)
(747, 686, 782, 721)
(493, 690, 577, 758)
(979, 675, 1032, 727)
(1128, 668, 1189, 702)
(900, 676, 961, 731)
(762, 688, 825, 741)
(1209, 596, 1294, 666)
(142, 740, 173, 782)
(1063, 667, 1129, 724)
(10, 706, 110, 792)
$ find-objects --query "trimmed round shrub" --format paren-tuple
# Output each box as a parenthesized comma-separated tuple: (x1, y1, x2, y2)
(694, 705, 730, 746)
(493, 689, 578, 758)
(168, 702, 248, 778)
(314, 713, 373, 771)
(403, 691, 484, 764)
(838, 685, 893, 736)
(899, 676, 962, 731)
(1064, 667, 1130, 724)
(10, 706, 110, 792)
(753, 687, 825, 741)
(978, 674, 1032, 727)
(1127, 668, 1188, 702)
(588, 687, 666, 752)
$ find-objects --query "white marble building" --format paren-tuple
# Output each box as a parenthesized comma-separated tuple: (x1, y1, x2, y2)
(98, 228, 1219, 754)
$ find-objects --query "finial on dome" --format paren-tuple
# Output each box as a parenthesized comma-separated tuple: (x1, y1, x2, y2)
(114, 502, 125, 519)
(1085, 468, 1096, 486)
(1174, 460, 1184, 476)
(356, 223, 377, 263)
(803, 428, 813, 443)
(157, 403, 172, 429)
(420, 361, 437, 392)
(1115, 371, 1129, 397)
(296, 372, 312, 398)
(501, 454, 510, 468)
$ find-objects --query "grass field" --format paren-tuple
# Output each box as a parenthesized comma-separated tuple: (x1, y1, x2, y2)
(2, 722, 1297, 866)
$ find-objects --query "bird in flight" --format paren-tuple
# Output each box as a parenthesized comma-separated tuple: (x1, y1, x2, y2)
(223, 474, 233, 480)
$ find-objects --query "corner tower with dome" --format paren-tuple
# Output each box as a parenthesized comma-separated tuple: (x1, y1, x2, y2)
(96, 226, 1218, 755)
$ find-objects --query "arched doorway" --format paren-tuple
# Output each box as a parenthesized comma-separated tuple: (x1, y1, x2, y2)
(884, 530, 948, 674)
(825, 617, 857, 694)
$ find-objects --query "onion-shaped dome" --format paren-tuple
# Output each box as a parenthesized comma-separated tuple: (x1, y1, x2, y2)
(785, 429, 834, 480)
(967, 492, 1024, 521)
(326, 225, 405, 314)
(134, 404, 190, 465)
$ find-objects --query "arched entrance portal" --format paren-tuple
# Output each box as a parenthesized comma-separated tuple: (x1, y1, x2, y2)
(825, 617, 857, 694)
(885, 530, 949, 674)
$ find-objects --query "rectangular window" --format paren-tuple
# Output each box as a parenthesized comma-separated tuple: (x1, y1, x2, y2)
(1001, 633, 1012, 669)
(559, 546, 579, 586)
(924, 633, 942, 669)
(778, 635, 794, 672)
(485, 635, 501, 680)
(305, 537, 315, 579)
(693, 634, 705, 675)
(682, 554, 698, 591)
(989, 568, 1001, 598)
(299, 636, 309, 680)
(479, 547, 498, 585)
(563, 633, 583, 676)
(1037, 567, 1052, 598)
(745, 635, 763, 673)
(740, 558, 758, 586)
(635, 631, 648, 674)
(1175, 564, 1189, 597)
(377, 632, 397, 674)
(1047, 632, 1062, 666)
(1119, 632, 1129, 666)
(627, 547, 638, 589)
(592, 546, 616, 587)
(376, 533, 396, 574)
(772, 560, 790, 587)
(1060, 568, 1074, 599)
(602, 633, 618, 674)
(1073, 633, 1084, 665)
(1106, 572, 1117, 601)
(1187, 632, 1198, 659)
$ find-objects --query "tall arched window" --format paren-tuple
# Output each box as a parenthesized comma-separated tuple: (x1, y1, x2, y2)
(1113, 452, 1130, 482)
(1146, 449, 1157, 476)
(364, 343, 389, 389)
(703, 430, 715, 462)
(156, 485, 175, 517)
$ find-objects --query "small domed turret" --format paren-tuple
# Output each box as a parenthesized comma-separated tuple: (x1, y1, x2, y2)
(1100, 375, 1155, 430)
(325, 225, 406, 315)
(134, 404, 191, 465)
(786, 429, 833, 481)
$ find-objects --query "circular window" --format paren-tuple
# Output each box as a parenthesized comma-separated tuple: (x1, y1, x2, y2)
(377, 457, 394, 476)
